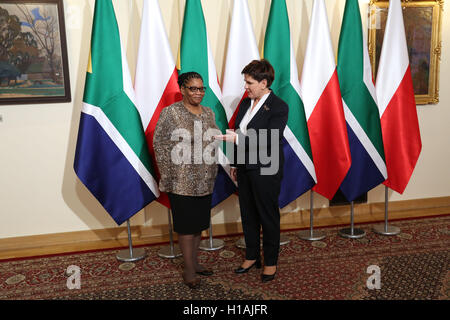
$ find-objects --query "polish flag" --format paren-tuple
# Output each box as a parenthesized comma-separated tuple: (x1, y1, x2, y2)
(134, 0, 182, 207)
(376, 0, 421, 194)
(221, 0, 259, 128)
(300, 0, 351, 200)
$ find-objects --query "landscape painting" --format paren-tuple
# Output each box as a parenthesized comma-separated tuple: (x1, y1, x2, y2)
(0, 0, 70, 105)
(368, 0, 443, 105)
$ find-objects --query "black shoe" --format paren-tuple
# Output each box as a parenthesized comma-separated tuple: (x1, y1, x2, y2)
(196, 269, 213, 276)
(183, 275, 200, 289)
(261, 270, 277, 283)
(234, 260, 262, 274)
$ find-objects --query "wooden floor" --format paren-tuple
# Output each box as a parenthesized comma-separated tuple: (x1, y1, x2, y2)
(1, 196, 449, 260)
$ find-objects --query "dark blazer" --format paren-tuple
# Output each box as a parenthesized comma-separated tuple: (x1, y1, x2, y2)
(232, 91, 288, 172)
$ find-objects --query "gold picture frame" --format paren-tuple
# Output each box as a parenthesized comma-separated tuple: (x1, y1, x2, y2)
(368, 0, 443, 105)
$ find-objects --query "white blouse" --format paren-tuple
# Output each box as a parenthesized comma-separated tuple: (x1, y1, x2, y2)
(236, 92, 271, 145)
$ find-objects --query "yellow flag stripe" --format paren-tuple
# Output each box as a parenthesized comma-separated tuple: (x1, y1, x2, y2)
(87, 48, 93, 73)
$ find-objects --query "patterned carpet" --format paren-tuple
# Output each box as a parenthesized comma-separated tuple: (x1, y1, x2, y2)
(0, 215, 449, 300)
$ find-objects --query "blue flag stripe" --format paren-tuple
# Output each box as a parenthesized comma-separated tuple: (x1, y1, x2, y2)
(279, 138, 316, 207)
(340, 124, 385, 201)
(211, 165, 237, 207)
(74, 113, 157, 225)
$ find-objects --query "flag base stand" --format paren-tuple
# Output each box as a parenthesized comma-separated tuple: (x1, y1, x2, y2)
(298, 230, 326, 241)
(373, 186, 400, 236)
(158, 246, 182, 258)
(235, 235, 290, 249)
(339, 201, 366, 239)
(200, 238, 225, 251)
(338, 227, 366, 239)
(158, 209, 182, 258)
(280, 234, 290, 245)
(116, 220, 146, 262)
(116, 248, 147, 262)
(372, 224, 400, 236)
(298, 191, 326, 241)
(235, 238, 245, 249)
(199, 218, 224, 251)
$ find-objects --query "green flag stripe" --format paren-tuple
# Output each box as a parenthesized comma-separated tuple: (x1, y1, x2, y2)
(276, 84, 313, 159)
(264, 0, 313, 159)
(102, 91, 156, 176)
(179, 0, 208, 84)
(264, 0, 291, 86)
(83, 0, 154, 176)
(203, 88, 229, 133)
(83, 0, 122, 107)
(342, 82, 386, 160)
(337, 0, 385, 160)
(179, 0, 228, 133)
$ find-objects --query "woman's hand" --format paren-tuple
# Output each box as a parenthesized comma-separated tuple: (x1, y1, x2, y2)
(214, 129, 237, 143)
(230, 167, 237, 182)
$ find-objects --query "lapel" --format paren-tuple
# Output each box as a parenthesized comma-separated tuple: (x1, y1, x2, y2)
(234, 98, 251, 129)
(246, 91, 275, 128)
(235, 91, 275, 130)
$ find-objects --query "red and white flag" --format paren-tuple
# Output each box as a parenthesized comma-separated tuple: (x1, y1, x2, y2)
(221, 0, 259, 128)
(134, 0, 182, 207)
(300, 0, 351, 200)
(376, 0, 422, 194)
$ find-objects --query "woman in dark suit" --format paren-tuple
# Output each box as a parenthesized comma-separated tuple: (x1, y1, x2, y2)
(216, 59, 288, 282)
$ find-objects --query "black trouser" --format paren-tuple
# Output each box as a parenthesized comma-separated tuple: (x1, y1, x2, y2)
(237, 168, 282, 266)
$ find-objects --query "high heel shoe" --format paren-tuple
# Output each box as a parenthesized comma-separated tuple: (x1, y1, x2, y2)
(234, 260, 262, 274)
(183, 275, 200, 289)
(196, 269, 213, 276)
(261, 268, 277, 283)
(195, 264, 213, 276)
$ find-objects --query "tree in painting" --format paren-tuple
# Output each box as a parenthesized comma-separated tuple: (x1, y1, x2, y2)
(15, 5, 62, 84)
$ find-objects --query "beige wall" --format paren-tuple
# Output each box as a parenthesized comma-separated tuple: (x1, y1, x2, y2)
(0, 0, 449, 239)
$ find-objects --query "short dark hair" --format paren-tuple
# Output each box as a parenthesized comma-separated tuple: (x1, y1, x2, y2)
(177, 72, 203, 89)
(241, 59, 275, 87)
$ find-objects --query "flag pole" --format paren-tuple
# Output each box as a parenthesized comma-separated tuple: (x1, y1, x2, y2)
(373, 186, 400, 235)
(116, 220, 146, 262)
(298, 191, 325, 241)
(234, 197, 291, 248)
(339, 201, 366, 239)
(280, 233, 291, 246)
(234, 192, 291, 248)
(158, 208, 182, 258)
(199, 218, 225, 251)
(235, 235, 291, 249)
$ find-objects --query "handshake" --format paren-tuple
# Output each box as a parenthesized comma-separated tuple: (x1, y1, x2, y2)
(214, 129, 237, 143)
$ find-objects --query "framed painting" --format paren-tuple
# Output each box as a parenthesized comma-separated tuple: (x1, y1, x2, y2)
(368, 0, 443, 105)
(0, 0, 71, 105)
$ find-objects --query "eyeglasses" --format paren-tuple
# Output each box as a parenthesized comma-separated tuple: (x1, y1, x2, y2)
(184, 86, 206, 93)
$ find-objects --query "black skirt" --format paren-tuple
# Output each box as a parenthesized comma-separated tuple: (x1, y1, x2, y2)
(168, 193, 212, 234)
